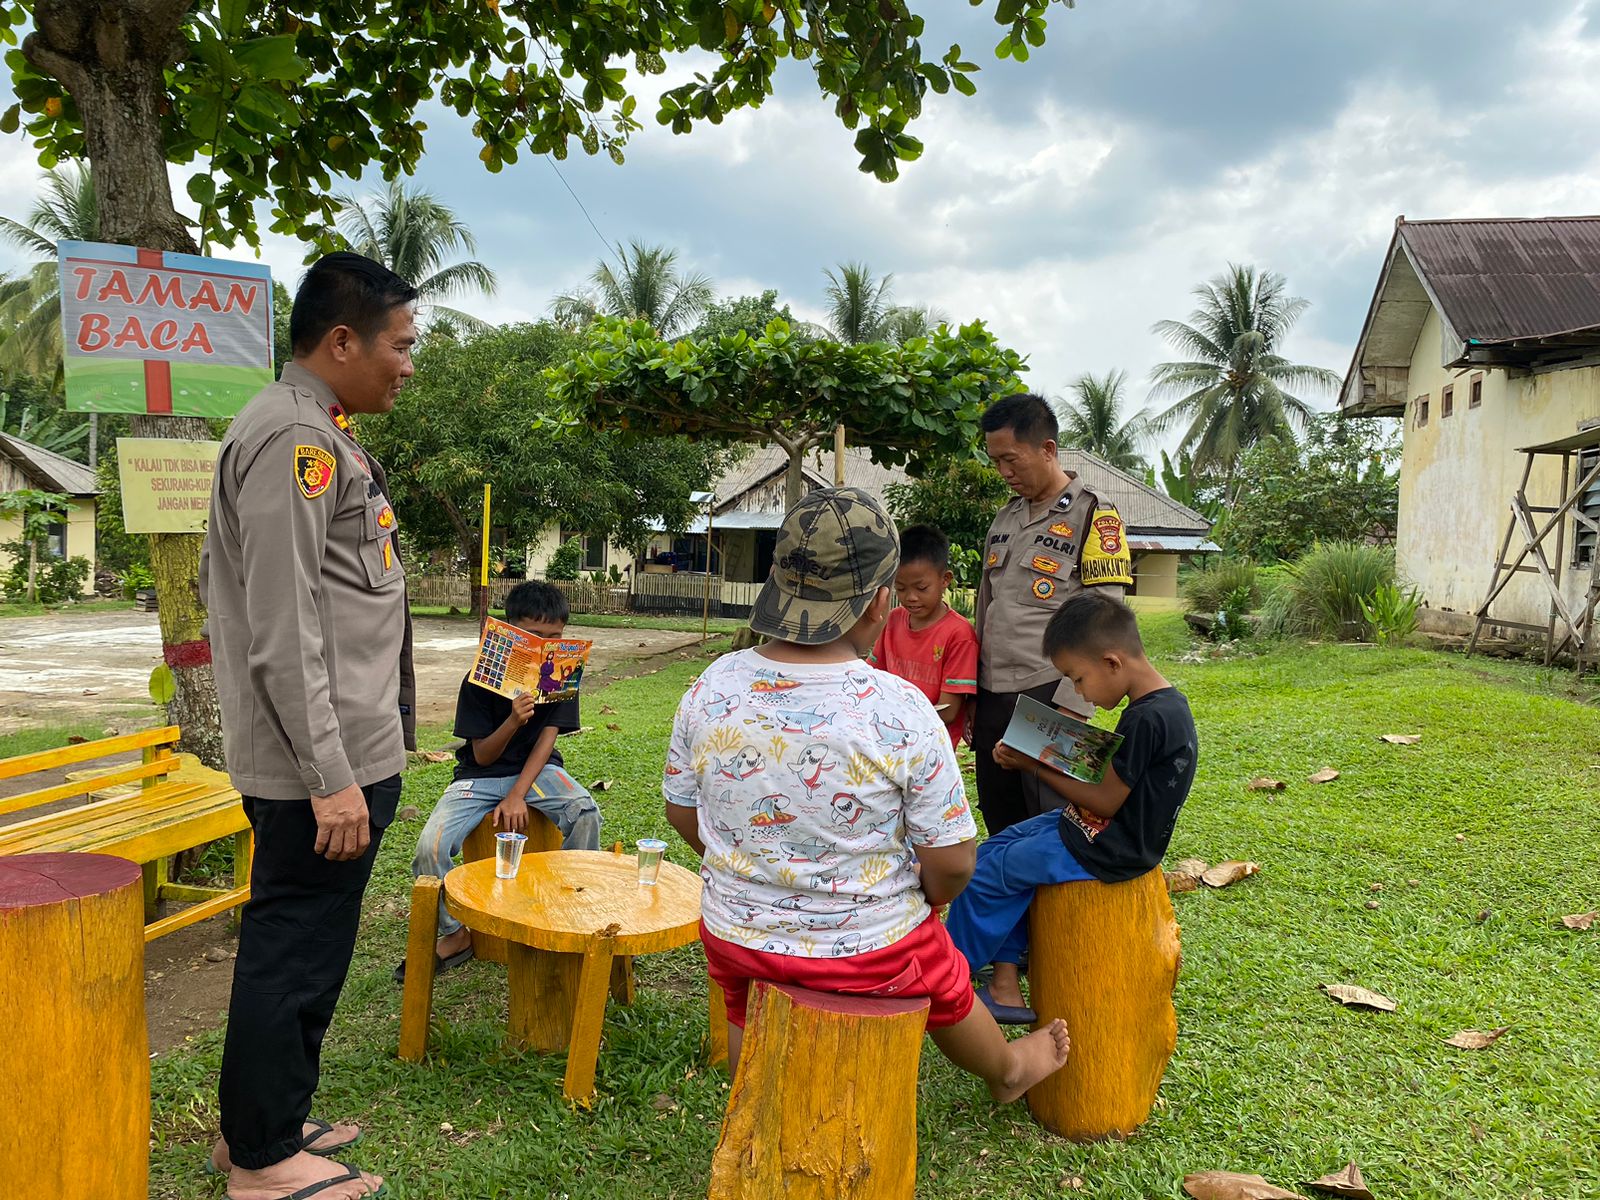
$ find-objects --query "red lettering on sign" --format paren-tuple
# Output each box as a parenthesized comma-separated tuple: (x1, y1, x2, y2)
(97, 269, 135, 304)
(182, 324, 215, 354)
(190, 278, 222, 313)
(77, 313, 111, 352)
(137, 274, 185, 308)
(223, 282, 258, 314)
(112, 316, 149, 350)
(150, 320, 180, 351)
(72, 266, 98, 301)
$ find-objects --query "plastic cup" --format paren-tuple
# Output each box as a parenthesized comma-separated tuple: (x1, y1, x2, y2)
(636, 838, 667, 886)
(495, 831, 528, 879)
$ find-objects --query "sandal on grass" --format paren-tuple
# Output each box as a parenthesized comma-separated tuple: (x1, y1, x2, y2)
(225, 1165, 386, 1200)
(203, 1121, 362, 1177)
(391, 944, 473, 985)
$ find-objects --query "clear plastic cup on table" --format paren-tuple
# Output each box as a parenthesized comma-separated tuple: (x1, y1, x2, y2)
(636, 838, 668, 886)
(495, 831, 528, 879)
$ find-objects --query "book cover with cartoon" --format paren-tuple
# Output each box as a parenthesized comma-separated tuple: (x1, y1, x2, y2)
(469, 615, 593, 702)
(1000, 694, 1123, 785)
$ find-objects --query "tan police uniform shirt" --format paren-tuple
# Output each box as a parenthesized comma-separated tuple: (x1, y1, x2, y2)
(201, 362, 412, 800)
(975, 473, 1132, 714)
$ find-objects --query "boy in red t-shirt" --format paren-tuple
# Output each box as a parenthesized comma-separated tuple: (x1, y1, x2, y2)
(869, 524, 979, 743)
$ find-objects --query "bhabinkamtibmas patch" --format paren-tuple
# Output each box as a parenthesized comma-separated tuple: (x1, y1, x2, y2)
(1079, 506, 1133, 586)
(295, 445, 336, 499)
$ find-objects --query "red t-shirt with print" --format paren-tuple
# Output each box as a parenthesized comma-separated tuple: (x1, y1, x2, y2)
(869, 606, 979, 743)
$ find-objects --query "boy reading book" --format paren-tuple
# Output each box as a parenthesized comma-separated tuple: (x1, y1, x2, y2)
(663, 488, 1070, 1101)
(397, 581, 601, 982)
(868, 523, 979, 744)
(945, 590, 1197, 1024)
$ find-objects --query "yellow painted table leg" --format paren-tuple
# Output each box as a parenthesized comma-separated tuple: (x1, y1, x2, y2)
(563, 939, 617, 1104)
(399, 876, 442, 1062)
(508, 944, 581, 1052)
(609, 954, 635, 1005)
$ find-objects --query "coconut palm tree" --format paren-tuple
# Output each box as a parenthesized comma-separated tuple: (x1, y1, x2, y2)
(0, 165, 99, 379)
(822, 262, 946, 345)
(1148, 263, 1338, 485)
(335, 180, 497, 330)
(1059, 370, 1151, 473)
(551, 240, 714, 337)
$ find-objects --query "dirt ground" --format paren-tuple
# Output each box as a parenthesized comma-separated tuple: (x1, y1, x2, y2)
(0, 605, 707, 1051)
(0, 607, 702, 735)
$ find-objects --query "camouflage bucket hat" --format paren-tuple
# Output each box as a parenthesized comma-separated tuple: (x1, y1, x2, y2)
(749, 487, 900, 645)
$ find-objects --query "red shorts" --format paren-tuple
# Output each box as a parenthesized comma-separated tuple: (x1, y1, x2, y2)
(702, 914, 975, 1030)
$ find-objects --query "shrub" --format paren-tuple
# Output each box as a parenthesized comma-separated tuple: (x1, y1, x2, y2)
(2, 542, 93, 603)
(119, 563, 154, 599)
(546, 537, 583, 581)
(1280, 541, 1396, 640)
(1181, 557, 1259, 614)
(1360, 583, 1421, 646)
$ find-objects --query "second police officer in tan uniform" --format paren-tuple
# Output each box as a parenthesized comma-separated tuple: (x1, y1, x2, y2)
(201, 253, 418, 1200)
(972, 393, 1132, 835)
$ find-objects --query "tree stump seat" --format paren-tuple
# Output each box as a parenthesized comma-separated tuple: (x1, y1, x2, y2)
(709, 981, 929, 1200)
(1025, 866, 1181, 1140)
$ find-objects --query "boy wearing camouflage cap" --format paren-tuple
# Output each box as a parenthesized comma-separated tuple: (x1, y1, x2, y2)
(663, 488, 1070, 1101)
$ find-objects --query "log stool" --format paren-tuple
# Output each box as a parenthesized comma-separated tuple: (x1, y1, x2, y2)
(709, 982, 929, 1200)
(1025, 867, 1180, 1140)
(0, 853, 149, 1199)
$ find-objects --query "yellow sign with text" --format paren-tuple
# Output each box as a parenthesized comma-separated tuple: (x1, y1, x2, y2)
(116, 437, 220, 533)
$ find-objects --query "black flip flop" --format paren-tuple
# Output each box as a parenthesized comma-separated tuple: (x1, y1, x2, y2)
(203, 1120, 362, 1177)
(226, 1164, 386, 1199)
(977, 984, 1038, 1026)
(392, 944, 473, 985)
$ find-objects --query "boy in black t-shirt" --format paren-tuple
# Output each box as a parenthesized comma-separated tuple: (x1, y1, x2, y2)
(946, 591, 1197, 1024)
(398, 581, 601, 982)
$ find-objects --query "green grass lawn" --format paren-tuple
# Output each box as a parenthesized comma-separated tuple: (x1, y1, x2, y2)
(0, 597, 137, 619)
(147, 614, 1600, 1198)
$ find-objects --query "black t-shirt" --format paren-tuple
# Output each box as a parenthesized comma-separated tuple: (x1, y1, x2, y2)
(1058, 687, 1197, 882)
(452, 674, 580, 781)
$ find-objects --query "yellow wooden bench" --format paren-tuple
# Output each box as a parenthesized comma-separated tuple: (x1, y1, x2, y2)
(0, 726, 251, 941)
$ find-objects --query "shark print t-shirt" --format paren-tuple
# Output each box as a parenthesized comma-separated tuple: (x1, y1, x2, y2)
(663, 647, 975, 958)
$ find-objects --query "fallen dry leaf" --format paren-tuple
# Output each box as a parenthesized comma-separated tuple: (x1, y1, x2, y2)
(1368, 882, 1384, 892)
(1173, 857, 1210, 877)
(1308, 767, 1340, 784)
(1305, 1162, 1375, 1199)
(1559, 911, 1597, 930)
(1166, 871, 1201, 894)
(1248, 777, 1286, 792)
(606, 722, 622, 731)
(590, 779, 615, 792)
(1321, 983, 1397, 1012)
(1444, 1026, 1510, 1050)
(1201, 860, 1260, 888)
(1379, 733, 1421, 745)
(418, 749, 452, 763)
(600, 704, 618, 714)
(1183, 1171, 1309, 1200)
(650, 1093, 679, 1113)
(1364, 900, 1380, 910)
(66, 734, 88, 744)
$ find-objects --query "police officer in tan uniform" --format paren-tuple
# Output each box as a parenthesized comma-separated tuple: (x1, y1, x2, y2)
(201, 253, 418, 1200)
(973, 393, 1132, 835)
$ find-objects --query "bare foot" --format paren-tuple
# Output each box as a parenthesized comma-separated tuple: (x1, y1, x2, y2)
(436, 927, 472, 958)
(210, 1124, 362, 1175)
(226, 1151, 382, 1200)
(989, 1018, 1071, 1103)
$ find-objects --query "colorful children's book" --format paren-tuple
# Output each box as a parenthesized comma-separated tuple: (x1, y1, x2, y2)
(1000, 694, 1124, 785)
(469, 616, 593, 702)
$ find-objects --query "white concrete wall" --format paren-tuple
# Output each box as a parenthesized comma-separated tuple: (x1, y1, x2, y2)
(1396, 307, 1600, 630)
(526, 523, 635, 580)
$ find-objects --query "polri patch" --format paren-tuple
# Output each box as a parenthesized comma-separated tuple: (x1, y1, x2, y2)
(1032, 576, 1056, 600)
(1031, 554, 1061, 575)
(295, 445, 336, 499)
(1049, 521, 1074, 538)
(378, 505, 395, 530)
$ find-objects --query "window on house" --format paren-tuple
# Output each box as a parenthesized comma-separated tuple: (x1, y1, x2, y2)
(1441, 385, 1454, 418)
(1576, 448, 1599, 567)
(1416, 394, 1430, 428)
(45, 522, 67, 559)
(1469, 373, 1483, 409)
(558, 528, 607, 570)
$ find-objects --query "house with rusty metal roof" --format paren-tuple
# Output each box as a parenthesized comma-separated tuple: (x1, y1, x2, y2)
(1342, 216, 1600, 640)
(0, 431, 101, 590)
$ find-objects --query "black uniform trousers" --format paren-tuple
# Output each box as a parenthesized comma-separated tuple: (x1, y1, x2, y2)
(219, 775, 401, 1169)
(972, 683, 1065, 835)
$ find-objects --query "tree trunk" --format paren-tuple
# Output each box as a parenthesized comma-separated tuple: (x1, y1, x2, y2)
(27, 3, 226, 767)
(26, 537, 38, 605)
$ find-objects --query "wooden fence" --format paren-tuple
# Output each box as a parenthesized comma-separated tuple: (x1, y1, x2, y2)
(405, 572, 751, 618)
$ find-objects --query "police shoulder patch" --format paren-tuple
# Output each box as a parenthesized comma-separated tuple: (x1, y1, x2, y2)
(295, 444, 336, 499)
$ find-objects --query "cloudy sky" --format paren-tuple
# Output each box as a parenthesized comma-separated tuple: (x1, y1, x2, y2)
(4, 0, 1600, 428)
